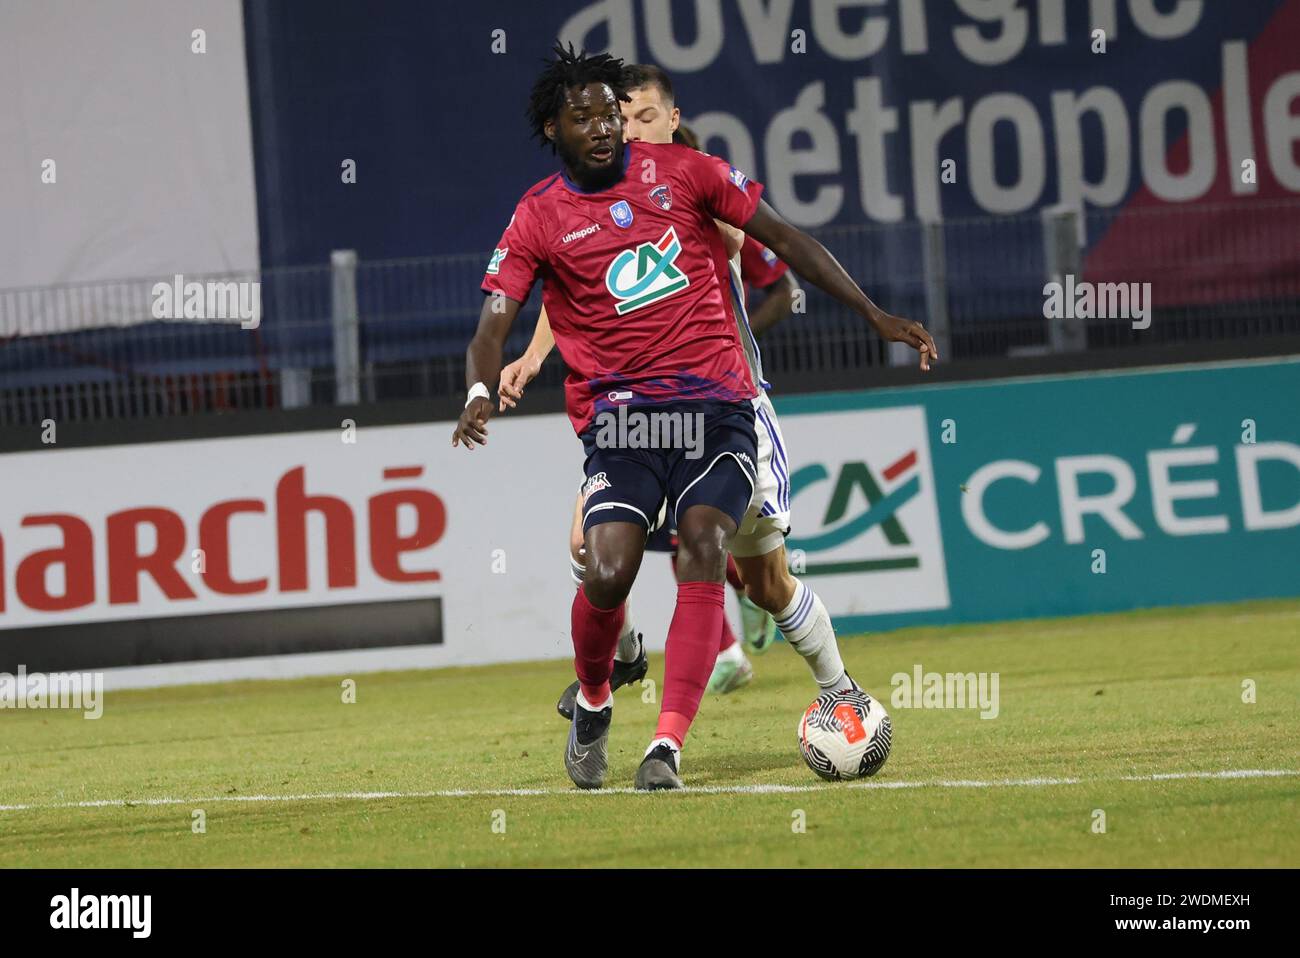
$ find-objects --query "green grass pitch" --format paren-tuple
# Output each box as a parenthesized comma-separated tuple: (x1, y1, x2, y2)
(1, 599, 1297, 868)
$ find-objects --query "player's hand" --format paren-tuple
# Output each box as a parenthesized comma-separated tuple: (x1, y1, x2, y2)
(498, 352, 542, 411)
(871, 311, 939, 372)
(452, 396, 494, 450)
(715, 220, 744, 259)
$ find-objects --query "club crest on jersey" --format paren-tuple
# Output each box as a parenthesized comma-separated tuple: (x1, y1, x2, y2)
(486, 247, 507, 275)
(728, 166, 750, 191)
(648, 184, 671, 210)
(609, 200, 634, 228)
(605, 226, 690, 316)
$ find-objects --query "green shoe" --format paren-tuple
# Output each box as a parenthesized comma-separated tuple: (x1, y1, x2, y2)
(739, 595, 777, 654)
(707, 654, 754, 694)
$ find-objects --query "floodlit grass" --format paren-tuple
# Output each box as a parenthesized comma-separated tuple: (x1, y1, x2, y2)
(1, 599, 1297, 867)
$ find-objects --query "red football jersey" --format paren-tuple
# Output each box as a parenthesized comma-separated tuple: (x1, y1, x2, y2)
(482, 141, 763, 434)
(739, 235, 790, 295)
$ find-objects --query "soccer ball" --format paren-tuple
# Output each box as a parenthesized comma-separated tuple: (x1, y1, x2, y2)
(797, 688, 892, 781)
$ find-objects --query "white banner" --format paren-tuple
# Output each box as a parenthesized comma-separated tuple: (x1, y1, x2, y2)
(0, 0, 259, 330)
(0, 404, 951, 683)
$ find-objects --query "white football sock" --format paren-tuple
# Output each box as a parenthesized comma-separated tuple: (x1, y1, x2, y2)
(576, 688, 611, 712)
(615, 605, 640, 663)
(645, 737, 681, 770)
(775, 580, 852, 690)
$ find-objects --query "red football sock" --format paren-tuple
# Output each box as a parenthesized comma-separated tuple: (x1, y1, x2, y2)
(654, 711, 693, 749)
(571, 584, 625, 706)
(725, 554, 744, 591)
(677, 553, 738, 654)
(659, 581, 725, 742)
(718, 616, 736, 653)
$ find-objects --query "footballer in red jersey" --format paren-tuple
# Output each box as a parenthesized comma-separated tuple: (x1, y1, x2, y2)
(483, 141, 761, 435)
(497, 104, 801, 713)
(453, 44, 935, 791)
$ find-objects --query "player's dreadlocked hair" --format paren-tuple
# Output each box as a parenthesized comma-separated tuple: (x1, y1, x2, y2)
(527, 42, 629, 151)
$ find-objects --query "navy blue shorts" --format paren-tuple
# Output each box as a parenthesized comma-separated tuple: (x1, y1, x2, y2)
(645, 524, 677, 554)
(578, 400, 758, 540)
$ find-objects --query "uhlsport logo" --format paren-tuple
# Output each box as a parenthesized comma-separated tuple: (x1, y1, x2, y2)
(605, 226, 690, 316)
(784, 406, 949, 616)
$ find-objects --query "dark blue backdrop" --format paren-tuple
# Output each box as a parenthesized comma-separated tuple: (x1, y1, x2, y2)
(243, 0, 1292, 268)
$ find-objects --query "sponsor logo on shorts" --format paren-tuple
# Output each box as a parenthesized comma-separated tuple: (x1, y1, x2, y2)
(581, 471, 612, 501)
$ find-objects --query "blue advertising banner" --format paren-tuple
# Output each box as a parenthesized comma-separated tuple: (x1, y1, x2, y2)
(773, 355, 1300, 631)
(244, 0, 1300, 264)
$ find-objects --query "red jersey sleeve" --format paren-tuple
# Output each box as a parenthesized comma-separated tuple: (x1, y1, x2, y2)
(739, 236, 789, 290)
(683, 150, 764, 229)
(481, 201, 545, 303)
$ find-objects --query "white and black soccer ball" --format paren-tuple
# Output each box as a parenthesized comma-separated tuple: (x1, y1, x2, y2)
(797, 688, 892, 781)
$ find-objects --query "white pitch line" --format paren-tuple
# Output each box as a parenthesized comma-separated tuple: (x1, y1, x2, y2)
(0, 768, 1295, 813)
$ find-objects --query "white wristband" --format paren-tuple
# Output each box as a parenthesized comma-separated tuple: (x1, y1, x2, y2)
(465, 382, 490, 407)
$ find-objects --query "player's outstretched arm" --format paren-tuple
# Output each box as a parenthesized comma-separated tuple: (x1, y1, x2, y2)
(742, 200, 938, 370)
(498, 306, 556, 411)
(452, 293, 522, 450)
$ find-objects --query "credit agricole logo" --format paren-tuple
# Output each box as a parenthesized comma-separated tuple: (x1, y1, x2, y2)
(784, 406, 950, 616)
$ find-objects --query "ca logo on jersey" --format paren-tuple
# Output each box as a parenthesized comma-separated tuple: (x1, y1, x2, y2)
(605, 227, 690, 316)
(486, 247, 507, 275)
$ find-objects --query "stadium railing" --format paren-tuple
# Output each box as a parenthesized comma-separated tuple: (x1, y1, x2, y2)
(1, 199, 1297, 427)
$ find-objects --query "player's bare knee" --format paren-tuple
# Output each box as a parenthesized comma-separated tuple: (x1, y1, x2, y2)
(674, 522, 729, 583)
(583, 552, 635, 608)
(581, 528, 640, 606)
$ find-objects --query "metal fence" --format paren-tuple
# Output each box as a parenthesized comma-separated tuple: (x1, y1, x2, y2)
(2, 199, 1298, 426)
